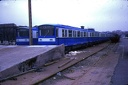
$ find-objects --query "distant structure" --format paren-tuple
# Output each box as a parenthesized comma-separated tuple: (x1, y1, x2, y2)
(112, 30, 122, 36)
(0, 23, 17, 45)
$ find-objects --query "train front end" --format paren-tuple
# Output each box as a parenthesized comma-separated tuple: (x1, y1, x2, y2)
(16, 26, 29, 45)
(38, 25, 57, 45)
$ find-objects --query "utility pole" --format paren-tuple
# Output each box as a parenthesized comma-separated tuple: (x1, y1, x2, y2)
(28, 0, 32, 45)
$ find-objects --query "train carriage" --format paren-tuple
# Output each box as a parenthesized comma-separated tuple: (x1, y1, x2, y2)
(86, 28, 102, 46)
(16, 26, 38, 45)
(16, 26, 29, 45)
(15, 23, 112, 52)
(94, 31, 100, 44)
(37, 24, 89, 48)
(100, 32, 109, 42)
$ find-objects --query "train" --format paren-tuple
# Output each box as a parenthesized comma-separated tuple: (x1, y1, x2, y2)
(0, 23, 119, 51)
(16, 25, 38, 45)
(110, 33, 120, 43)
(16, 24, 112, 51)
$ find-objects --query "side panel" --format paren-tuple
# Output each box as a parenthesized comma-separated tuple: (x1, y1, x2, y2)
(57, 37, 88, 46)
(16, 38, 29, 45)
(38, 37, 57, 45)
(32, 28, 38, 45)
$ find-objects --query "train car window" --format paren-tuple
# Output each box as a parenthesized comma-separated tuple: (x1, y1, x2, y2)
(92, 32, 95, 37)
(98, 33, 100, 37)
(101, 34, 103, 37)
(91, 33, 93, 37)
(72, 31, 74, 37)
(62, 29, 64, 37)
(89, 32, 91, 37)
(95, 32, 97, 37)
(18, 28, 29, 37)
(73, 31, 75, 37)
(101, 33, 102, 37)
(99, 33, 101, 37)
(82, 32, 84, 37)
(75, 31, 77, 37)
(86, 32, 88, 37)
(94, 33, 95, 37)
(69, 30, 72, 37)
(96, 33, 98, 37)
(65, 30, 67, 37)
(87, 32, 89, 37)
(103, 34, 104, 37)
(94, 32, 97, 37)
(90, 33, 91, 37)
(80, 32, 83, 37)
(77, 31, 80, 37)
(84, 32, 86, 37)
(96, 32, 99, 37)
(39, 25, 54, 36)
(56, 28, 58, 37)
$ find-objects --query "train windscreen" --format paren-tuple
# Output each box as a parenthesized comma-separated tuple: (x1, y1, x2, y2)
(18, 28, 29, 37)
(39, 25, 54, 36)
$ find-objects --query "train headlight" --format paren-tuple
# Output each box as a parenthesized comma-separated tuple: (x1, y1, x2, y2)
(38, 38, 55, 42)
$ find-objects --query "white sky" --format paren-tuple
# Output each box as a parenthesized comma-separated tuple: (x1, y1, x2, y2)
(0, 0, 128, 31)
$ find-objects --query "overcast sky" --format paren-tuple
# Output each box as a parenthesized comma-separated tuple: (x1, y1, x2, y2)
(0, 0, 128, 31)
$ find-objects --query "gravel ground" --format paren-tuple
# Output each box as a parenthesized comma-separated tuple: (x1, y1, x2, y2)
(39, 43, 119, 85)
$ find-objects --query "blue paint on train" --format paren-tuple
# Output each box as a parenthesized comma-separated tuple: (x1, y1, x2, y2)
(16, 24, 111, 49)
(16, 26, 29, 45)
(16, 26, 38, 45)
(37, 24, 89, 47)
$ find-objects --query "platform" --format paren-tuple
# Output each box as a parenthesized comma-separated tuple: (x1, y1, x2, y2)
(0, 45, 65, 80)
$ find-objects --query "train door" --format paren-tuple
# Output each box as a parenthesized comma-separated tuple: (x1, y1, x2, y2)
(32, 27, 38, 45)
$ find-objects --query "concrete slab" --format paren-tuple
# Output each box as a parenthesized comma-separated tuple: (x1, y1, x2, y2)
(0, 45, 65, 80)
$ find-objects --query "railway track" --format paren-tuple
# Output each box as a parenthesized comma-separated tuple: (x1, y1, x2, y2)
(70, 43, 118, 85)
(39, 43, 119, 85)
(0, 42, 117, 85)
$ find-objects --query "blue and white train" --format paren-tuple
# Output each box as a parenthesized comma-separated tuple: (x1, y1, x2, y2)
(16, 24, 110, 50)
(16, 26, 29, 45)
(16, 26, 38, 45)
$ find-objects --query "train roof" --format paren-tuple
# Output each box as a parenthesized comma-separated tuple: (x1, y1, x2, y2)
(18, 26, 29, 29)
(38, 24, 88, 31)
